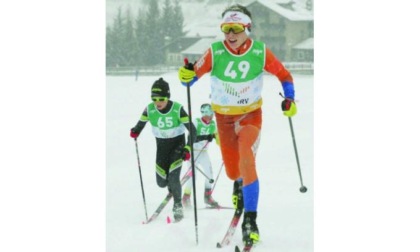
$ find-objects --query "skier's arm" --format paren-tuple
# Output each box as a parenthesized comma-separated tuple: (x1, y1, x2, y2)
(194, 48, 213, 78)
(264, 48, 297, 117)
(264, 47, 294, 100)
(178, 48, 212, 86)
(130, 108, 148, 137)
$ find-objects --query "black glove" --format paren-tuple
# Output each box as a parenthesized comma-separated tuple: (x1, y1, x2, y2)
(185, 61, 194, 71)
(195, 134, 214, 142)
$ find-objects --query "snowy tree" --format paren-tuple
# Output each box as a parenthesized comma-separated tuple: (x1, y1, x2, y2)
(172, 0, 185, 39)
(134, 8, 147, 66)
(121, 8, 136, 66)
(306, 0, 313, 11)
(106, 0, 186, 67)
(107, 7, 125, 67)
(144, 0, 165, 65)
(161, 0, 174, 40)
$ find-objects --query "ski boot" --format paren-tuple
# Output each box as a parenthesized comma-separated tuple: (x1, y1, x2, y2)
(173, 202, 184, 222)
(232, 180, 244, 210)
(204, 188, 219, 208)
(242, 212, 260, 245)
(182, 193, 191, 208)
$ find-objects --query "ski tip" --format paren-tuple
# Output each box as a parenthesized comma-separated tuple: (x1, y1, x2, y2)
(216, 242, 222, 248)
(234, 245, 241, 252)
(166, 216, 171, 224)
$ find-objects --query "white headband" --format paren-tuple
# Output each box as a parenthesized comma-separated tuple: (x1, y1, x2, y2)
(222, 11, 251, 26)
(221, 11, 252, 35)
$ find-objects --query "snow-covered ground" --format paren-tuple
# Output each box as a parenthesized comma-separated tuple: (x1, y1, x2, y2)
(106, 72, 314, 252)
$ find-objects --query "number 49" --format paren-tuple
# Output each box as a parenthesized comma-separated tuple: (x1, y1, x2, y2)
(224, 61, 250, 79)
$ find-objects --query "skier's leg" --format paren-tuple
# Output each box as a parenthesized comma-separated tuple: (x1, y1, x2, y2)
(200, 152, 219, 206)
(182, 159, 193, 207)
(215, 114, 240, 180)
(168, 159, 183, 221)
(236, 109, 262, 244)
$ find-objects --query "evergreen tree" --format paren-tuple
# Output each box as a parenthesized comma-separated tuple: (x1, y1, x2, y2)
(121, 8, 136, 66)
(110, 7, 125, 67)
(106, 25, 116, 68)
(134, 8, 147, 66)
(161, 0, 174, 40)
(144, 0, 165, 65)
(306, 0, 313, 11)
(172, 0, 185, 40)
(106, 0, 186, 68)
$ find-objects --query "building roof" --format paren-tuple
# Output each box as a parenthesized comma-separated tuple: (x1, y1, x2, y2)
(181, 38, 219, 55)
(182, 2, 224, 38)
(293, 37, 313, 50)
(182, 1, 313, 38)
(247, 0, 313, 21)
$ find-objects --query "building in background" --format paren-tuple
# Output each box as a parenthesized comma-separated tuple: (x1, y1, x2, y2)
(178, 0, 313, 64)
(106, 0, 313, 74)
(247, 0, 313, 62)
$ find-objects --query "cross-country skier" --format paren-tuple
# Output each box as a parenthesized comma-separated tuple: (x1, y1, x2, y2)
(182, 103, 220, 208)
(178, 4, 297, 245)
(130, 78, 196, 222)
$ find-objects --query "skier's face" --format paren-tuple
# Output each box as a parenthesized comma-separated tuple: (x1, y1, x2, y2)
(224, 29, 248, 50)
(202, 115, 213, 123)
(152, 97, 168, 110)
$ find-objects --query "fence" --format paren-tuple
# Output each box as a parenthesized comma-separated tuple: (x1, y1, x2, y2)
(106, 65, 178, 76)
(106, 62, 313, 76)
(284, 62, 314, 74)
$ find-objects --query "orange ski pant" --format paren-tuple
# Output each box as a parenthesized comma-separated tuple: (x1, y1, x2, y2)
(215, 108, 262, 186)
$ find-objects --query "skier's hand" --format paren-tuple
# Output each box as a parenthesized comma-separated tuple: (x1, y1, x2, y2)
(182, 145, 191, 161)
(130, 128, 140, 139)
(281, 98, 297, 117)
(179, 58, 197, 86)
(205, 134, 214, 142)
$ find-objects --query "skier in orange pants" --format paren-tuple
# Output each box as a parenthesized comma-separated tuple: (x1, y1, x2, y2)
(178, 4, 297, 245)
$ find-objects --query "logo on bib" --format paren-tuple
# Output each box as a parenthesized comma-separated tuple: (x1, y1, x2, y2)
(215, 49, 225, 55)
(237, 98, 249, 104)
(252, 49, 263, 56)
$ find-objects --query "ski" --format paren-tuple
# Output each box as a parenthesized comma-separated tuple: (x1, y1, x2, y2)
(234, 243, 254, 252)
(200, 205, 234, 210)
(142, 168, 192, 224)
(216, 208, 243, 248)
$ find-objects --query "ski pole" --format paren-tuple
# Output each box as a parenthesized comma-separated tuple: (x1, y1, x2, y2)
(189, 141, 214, 182)
(287, 117, 308, 193)
(184, 58, 199, 245)
(279, 91, 307, 193)
(211, 162, 224, 193)
(194, 165, 214, 183)
(134, 138, 149, 220)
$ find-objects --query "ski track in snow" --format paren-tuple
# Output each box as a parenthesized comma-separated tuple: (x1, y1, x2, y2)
(106, 71, 313, 252)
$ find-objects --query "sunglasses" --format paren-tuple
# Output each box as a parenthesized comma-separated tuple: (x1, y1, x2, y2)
(201, 108, 214, 117)
(202, 111, 214, 117)
(220, 23, 249, 34)
(152, 97, 168, 102)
